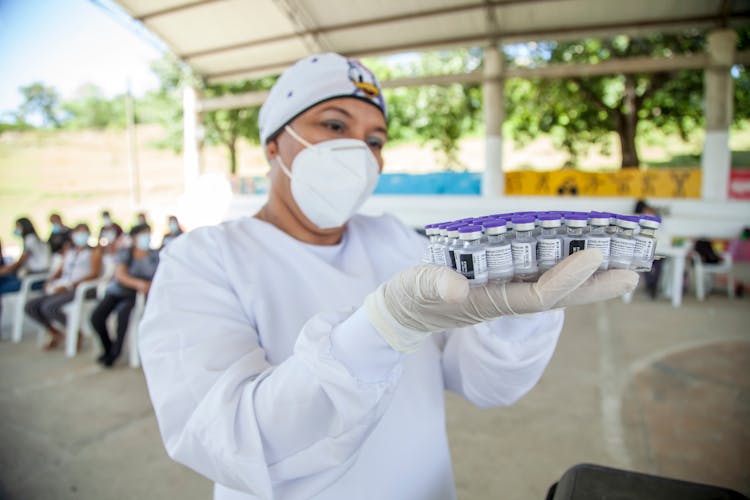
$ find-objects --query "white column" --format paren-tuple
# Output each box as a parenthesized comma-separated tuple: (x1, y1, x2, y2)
(482, 44, 504, 198)
(125, 84, 141, 207)
(701, 29, 736, 201)
(183, 86, 202, 190)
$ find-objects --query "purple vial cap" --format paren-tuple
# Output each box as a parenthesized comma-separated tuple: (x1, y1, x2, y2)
(458, 224, 483, 233)
(617, 215, 640, 223)
(511, 215, 535, 224)
(537, 213, 562, 221)
(483, 219, 507, 229)
(446, 223, 464, 230)
(564, 213, 588, 221)
(640, 214, 662, 223)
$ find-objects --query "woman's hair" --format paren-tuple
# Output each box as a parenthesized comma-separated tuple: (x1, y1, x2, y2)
(15, 217, 37, 238)
(129, 223, 151, 236)
(73, 223, 90, 233)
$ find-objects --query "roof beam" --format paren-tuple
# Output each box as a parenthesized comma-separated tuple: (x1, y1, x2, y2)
(136, 0, 224, 21)
(198, 91, 270, 112)
(206, 12, 747, 81)
(201, 50, 750, 110)
(271, 0, 327, 54)
(182, 0, 558, 60)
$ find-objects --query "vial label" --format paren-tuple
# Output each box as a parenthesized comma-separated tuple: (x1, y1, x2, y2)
(511, 242, 535, 270)
(611, 237, 636, 259)
(568, 239, 586, 255)
(486, 245, 513, 270)
(448, 249, 457, 269)
(585, 236, 611, 257)
(431, 246, 447, 266)
(633, 236, 656, 261)
(459, 252, 487, 279)
(537, 239, 562, 261)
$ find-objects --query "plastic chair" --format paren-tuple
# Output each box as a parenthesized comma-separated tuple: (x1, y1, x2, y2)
(64, 256, 117, 358)
(692, 251, 735, 301)
(10, 272, 49, 344)
(127, 292, 146, 368)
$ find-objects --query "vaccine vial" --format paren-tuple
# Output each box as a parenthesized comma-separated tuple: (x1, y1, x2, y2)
(511, 215, 538, 282)
(434, 223, 451, 266)
(606, 213, 619, 236)
(631, 215, 661, 271)
(482, 219, 514, 284)
(585, 212, 611, 271)
(562, 214, 588, 257)
(455, 225, 488, 286)
(536, 214, 563, 272)
(425, 224, 446, 266)
(445, 224, 463, 270)
(609, 216, 640, 269)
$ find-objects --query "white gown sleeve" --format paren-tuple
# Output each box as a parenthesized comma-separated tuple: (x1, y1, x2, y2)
(440, 310, 564, 408)
(138, 228, 402, 499)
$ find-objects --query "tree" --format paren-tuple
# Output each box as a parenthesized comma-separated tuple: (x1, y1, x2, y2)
(202, 78, 275, 175)
(147, 55, 275, 174)
(367, 50, 483, 170)
(18, 82, 63, 128)
(505, 31, 712, 168)
(61, 83, 125, 129)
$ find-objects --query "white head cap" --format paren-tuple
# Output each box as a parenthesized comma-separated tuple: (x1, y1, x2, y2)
(258, 53, 387, 144)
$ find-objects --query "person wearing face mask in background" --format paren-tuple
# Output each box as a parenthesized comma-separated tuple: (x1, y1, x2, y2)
(97, 210, 124, 257)
(135, 211, 148, 228)
(138, 53, 638, 500)
(47, 213, 71, 257)
(0, 218, 51, 330)
(25, 223, 102, 350)
(90, 224, 159, 367)
(160, 215, 184, 250)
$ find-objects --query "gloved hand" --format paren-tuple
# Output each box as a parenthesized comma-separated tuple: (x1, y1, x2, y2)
(364, 249, 638, 352)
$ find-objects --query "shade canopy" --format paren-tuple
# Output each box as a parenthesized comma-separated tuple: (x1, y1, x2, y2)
(114, 0, 748, 83)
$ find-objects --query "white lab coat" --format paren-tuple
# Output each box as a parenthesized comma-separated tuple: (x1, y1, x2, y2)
(138, 213, 564, 500)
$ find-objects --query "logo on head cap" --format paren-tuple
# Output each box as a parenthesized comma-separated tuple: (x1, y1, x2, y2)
(348, 59, 381, 99)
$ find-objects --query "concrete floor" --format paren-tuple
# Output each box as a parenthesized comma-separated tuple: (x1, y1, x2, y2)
(1, 287, 748, 500)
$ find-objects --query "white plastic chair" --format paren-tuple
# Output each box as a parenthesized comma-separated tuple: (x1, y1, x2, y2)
(692, 251, 735, 301)
(127, 292, 146, 368)
(64, 256, 117, 358)
(7, 253, 63, 343)
(10, 272, 49, 344)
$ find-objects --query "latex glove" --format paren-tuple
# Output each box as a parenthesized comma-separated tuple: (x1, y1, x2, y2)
(364, 249, 638, 352)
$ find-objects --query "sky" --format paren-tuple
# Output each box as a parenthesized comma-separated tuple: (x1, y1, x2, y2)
(0, 0, 165, 116)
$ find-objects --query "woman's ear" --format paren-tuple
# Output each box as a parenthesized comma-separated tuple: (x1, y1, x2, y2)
(264, 140, 277, 163)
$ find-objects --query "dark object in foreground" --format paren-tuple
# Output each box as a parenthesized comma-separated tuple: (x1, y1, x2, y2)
(546, 463, 748, 500)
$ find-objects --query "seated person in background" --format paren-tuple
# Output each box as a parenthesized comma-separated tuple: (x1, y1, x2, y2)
(634, 199, 663, 299)
(135, 211, 148, 227)
(25, 224, 102, 350)
(91, 223, 159, 367)
(47, 213, 71, 256)
(160, 215, 184, 250)
(0, 217, 51, 326)
(97, 210, 124, 256)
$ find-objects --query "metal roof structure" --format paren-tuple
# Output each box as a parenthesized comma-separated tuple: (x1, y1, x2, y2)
(114, 0, 749, 83)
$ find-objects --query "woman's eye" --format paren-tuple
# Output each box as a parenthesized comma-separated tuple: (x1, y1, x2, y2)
(366, 137, 384, 150)
(323, 120, 345, 133)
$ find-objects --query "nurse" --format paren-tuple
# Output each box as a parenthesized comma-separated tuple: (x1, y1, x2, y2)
(139, 53, 637, 500)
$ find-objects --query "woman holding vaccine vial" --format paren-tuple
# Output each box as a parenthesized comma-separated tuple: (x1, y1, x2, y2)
(138, 53, 638, 500)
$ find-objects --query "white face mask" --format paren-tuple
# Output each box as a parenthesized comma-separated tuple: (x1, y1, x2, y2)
(136, 233, 151, 250)
(101, 229, 116, 243)
(72, 232, 89, 247)
(275, 126, 380, 229)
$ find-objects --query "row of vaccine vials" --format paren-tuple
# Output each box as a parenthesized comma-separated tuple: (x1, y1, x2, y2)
(423, 211, 661, 286)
